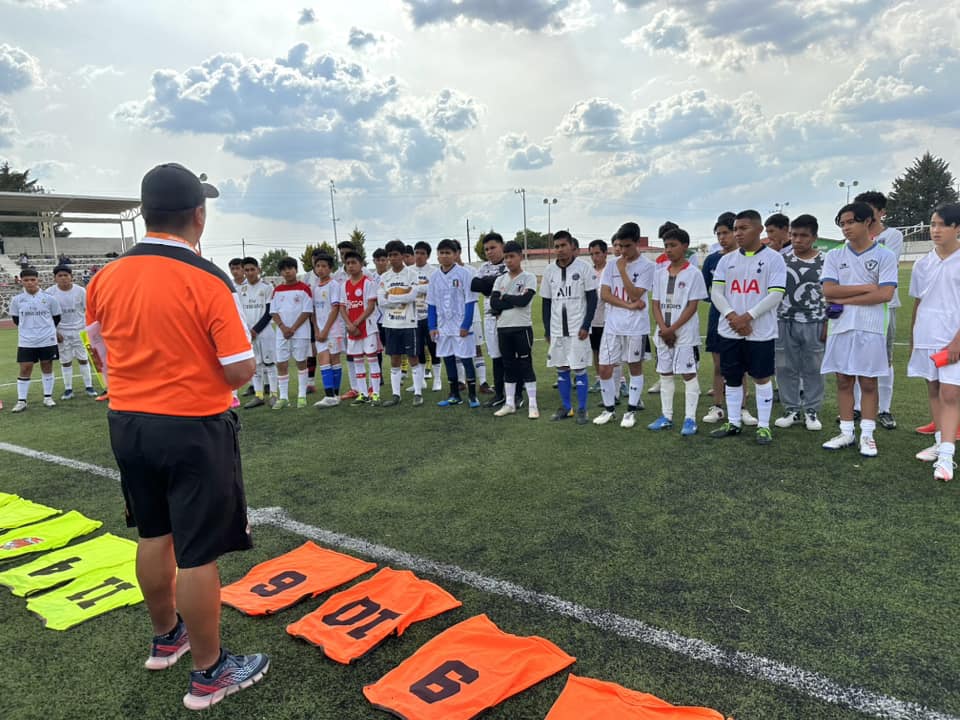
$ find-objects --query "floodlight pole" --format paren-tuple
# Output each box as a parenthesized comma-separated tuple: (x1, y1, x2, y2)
(544, 197, 557, 263)
(838, 179, 859, 204)
(515, 188, 528, 259)
(329, 180, 340, 244)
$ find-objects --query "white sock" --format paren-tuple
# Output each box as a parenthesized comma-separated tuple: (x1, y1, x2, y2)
(524, 381, 538, 408)
(756, 381, 774, 428)
(878, 366, 893, 414)
(853, 380, 861, 413)
(725, 384, 743, 426)
(17, 377, 30, 401)
(41, 373, 54, 397)
(252, 369, 264, 395)
(297, 369, 308, 399)
(367, 356, 381, 395)
(476, 356, 487, 385)
(278, 374, 290, 400)
(939, 442, 955, 462)
(391, 367, 402, 397)
(935, 431, 942, 444)
(600, 377, 616, 409)
(613, 365, 622, 389)
(60, 364, 73, 391)
(505, 382, 517, 408)
(348, 360, 358, 392)
(79, 362, 93, 389)
(412, 363, 424, 394)
(267, 364, 278, 394)
(684, 377, 699, 421)
(628, 373, 644, 409)
(840, 419, 855, 438)
(352, 359, 366, 394)
(860, 418, 876, 440)
(659, 375, 675, 420)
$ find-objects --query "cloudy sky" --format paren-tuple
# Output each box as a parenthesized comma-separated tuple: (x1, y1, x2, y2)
(1, 0, 958, 265)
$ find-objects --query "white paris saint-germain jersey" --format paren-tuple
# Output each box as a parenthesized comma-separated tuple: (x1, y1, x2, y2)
(713, 245, 787, 341)
(10, 290, 62, 348)
(539, 258, 597, 337)
(44, 285, 86, 333)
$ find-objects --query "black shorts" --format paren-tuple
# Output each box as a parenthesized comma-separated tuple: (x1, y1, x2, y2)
(718, 337, 775, 385)
(107, 410, 252, 569)
(384, 327, 417, 357)
(378, 324, 386, 349)
(17, 345, 59, 363)
(590, 326, 604, 352)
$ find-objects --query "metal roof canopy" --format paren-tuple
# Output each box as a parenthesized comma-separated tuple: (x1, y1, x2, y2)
(0, 191, 141, 256)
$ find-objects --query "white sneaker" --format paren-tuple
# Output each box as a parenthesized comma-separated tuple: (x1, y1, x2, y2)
(11, 400, 27, 413)
(915, 444, 939, 462)
(822, 433, 855, 450)
(432, 382, 442, 392)
(43, 397, 56, 408)
(620, 411, 636, 429)
(406, 385, 416, 393)
(702, 405, 725, 424)
(528, 406, 540, 420)
(313, 396, 340, 408)
(804, 410, 822, 431)
(933, 457, 955, 482)
(647, 380, 660, 394)
(859, 435, 878, 457)
(741, 409, 758, 426)
(494, 404, 516, 417)
(593, 410, 616, 426)
(774, 411, 801, 428)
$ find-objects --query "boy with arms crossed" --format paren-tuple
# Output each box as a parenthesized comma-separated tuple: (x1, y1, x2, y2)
(10, 268, 61, 412)
(470, 232, 508, 407)
(377, 240, 424, 406)
(46, 265, 97, 399)
(270, 257, 313, 409)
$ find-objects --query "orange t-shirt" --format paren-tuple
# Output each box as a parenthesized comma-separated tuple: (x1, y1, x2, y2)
(363, 614, 575, 720)
(545, 675, 728, 719)
(85, 234, 253, 416)
(220, 541, 376, 616)
(286, 567, 461, 664)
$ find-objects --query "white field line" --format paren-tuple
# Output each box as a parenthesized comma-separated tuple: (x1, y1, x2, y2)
(0, 442, 954, 720)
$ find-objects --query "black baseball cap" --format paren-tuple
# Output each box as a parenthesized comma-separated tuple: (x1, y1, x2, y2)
(141, 163, 219, 212)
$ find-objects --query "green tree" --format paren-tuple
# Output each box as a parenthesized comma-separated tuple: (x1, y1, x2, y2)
(259, 248, 290, 277)
(513, 228, 548, 250)
(300, 242, 338, 271)
(474, 229, 498, 261)
(348, 226, 367, 264)
(886, 152, 960, 227)
(0, 162, 70, 237)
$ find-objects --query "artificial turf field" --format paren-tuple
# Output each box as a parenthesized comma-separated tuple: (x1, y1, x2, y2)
(0, 268, 958, 720)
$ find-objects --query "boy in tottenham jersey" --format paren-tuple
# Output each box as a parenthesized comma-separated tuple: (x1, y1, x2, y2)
(270, 257, 314, 409)
(239, 257, 277, 409)
(10, 268, 62, 412)
(820, 202, 897, 457)
(709, 209, 787, 445)
(648, 228, 707, 436)
(45, 265, 97, 399)
(909, 203, 960, 482)
(311, 253, 345, 408)
(377, 240, 424, 407)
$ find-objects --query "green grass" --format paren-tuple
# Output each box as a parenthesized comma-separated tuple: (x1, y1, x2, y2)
(0, 267, 957, 720)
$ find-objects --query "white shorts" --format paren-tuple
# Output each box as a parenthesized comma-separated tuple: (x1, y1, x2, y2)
(484, 316, 501, 359)
(656, 344, 700, 375)
(437, 334, 475, 360)
(315, 335, 344, 356)
(253, 330, 276, 365)
(346, 334, 380, 357)
(275, 336, 311, 363)
(547, 335, 592, 370)
(820, 330, 888, 377)
(57, 333, 86, 363)
(908, 348, 960, 386)
(599, 333, 646, 366)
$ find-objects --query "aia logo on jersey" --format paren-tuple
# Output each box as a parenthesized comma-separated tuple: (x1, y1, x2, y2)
(730, 279, 761, 294)
(865, 259, 879, 272)
(2, 536, 42, 551)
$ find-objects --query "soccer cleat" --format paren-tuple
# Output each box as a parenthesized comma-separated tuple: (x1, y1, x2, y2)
(406, 384, 417, 393)
(306, 384, 316, 395)
(437, 396, 463, 407)
(822, 433, 855, 450)
(267, 395, 278, 408)
(381, 395, 401, 407)
(551, 407, 574, 421)
(484, 395, 506, 409)
(244, 397, 265, 409)
(296, 397, 307, 408)
(702, 405, 725, 424)
(313, 396, 340, 409)
(528, 406, 540, 419)
(11, 400, 27, 413)
(619, 383, 629, 399)
(756, 426, 773, 445)
(351, 394, 369, 406)
(680, 418, 697, 436)
(590, 380, 600, 393)
(424, 369, 432, 379)
(431, 381, 443, 392)
(479, 382, 495, 395)
(916, 444, 940, 462)
(272, 399, 288, 410)
(575, 408, 589, 425)
(593, 410, 616, 426)
(859, 435, 878, 457)
(243, 386, 257, 396)
(61, 389, 74, 400)
(933, 458, 956, 482)
(915, 421, 937, 435)
(468, 397, 481, 409)
(84, 387, 98, 397)
(648, 380, 660, 394)
(412, 394, 424, 406)
(741, 409, 758, 426)
(369, 393, 381, 406)
(182, 649, 270, 711)
(647, 415, 674, 431)
(804, 410, 822, 431)
(620, 411, 637, 429)
(340, 389, 359, 401)
(145, 615, 190, 670)
(774, 411, 801, 428)
(877, 411, 897, 430)
(43, 397, 56, 408)
(493, 404, 516, 417)
(230, 396, 241, 409)
(710, 422, 742, 439)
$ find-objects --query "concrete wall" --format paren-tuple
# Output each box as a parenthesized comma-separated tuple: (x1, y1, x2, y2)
(1, 236, 127, 255)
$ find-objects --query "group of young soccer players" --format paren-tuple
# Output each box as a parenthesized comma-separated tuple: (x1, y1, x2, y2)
(8, 194, 960, 482)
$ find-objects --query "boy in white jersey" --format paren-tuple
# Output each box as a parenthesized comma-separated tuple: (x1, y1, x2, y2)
(270, 257, 313, 409)
(341, 251, 382, 404)
(228, 257, 246, 290)
(648, 228, 707, 435)
(588, 239, 608, 393)
(310, 253, 345, 408)
(427, 238, 480, 407)
(820, 202, 898, 457)
(470, 232, 509, 407)
(541, 230, 598, 425)
(594, 222, 655, 428)
(413, 241, 440, 390)
(10, 268, 62, 412)
(709, 209, 787, 444)
(377, 240, 424, 406)
(239, 257, 277, 408)
(854, 190, 904, 430)
(333, 241, 374, 400)
(908, 203, 960, 481)
(46, 265, 97, 399)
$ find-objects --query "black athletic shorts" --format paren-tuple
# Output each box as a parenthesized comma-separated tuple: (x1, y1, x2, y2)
(590, 326, 604, 352)
(17, 345, 59, 363)
(705, 309, 721, 353)
(107, 409, 253, 569)
(384, 327, 417, 357)
(718, 337, 775, 385)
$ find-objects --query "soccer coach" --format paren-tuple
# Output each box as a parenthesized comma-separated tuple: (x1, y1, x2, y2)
(86, 163, 269, 711)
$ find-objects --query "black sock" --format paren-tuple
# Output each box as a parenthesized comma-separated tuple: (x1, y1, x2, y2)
(467, 379, 477, 400)
(492, 357, 505, 398)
